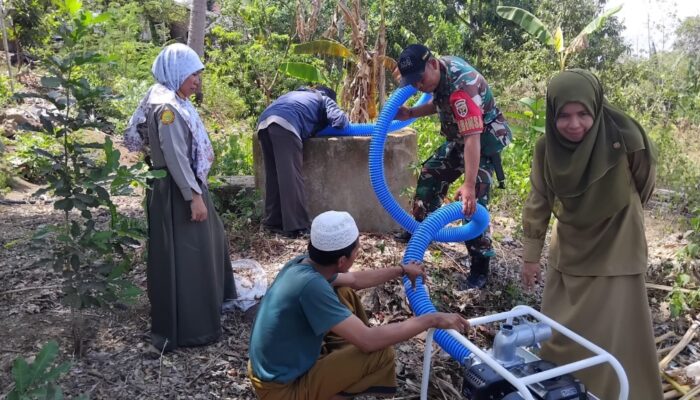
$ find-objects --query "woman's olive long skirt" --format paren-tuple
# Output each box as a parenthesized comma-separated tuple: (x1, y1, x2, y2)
(146, 176, 236, 351)
(540, 268, 663, 400)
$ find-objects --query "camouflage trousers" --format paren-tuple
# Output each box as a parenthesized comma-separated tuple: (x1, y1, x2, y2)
(412, 140, 496, 258)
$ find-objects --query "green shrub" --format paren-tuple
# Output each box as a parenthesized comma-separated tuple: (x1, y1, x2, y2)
(679, 208, 700, 261)
(202, 75, 249, 123)
(209, 126, 255, 177)
(649, 125, 700, 209)
(6, 133, 61, 184)
(669, 273, 700, 318)
(214, 188, 263, 250)
(0, 139, 11, 193)
(493, 96, 546, 218)
(19, 0, 165, 314)
(7, 341, 78, 400)
(110, 77, 152, 133)
(0, 74, 14, 107)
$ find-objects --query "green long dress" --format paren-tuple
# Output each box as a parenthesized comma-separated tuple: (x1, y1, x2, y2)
(521, 70, 663, 400)
(145, 100, 236, 352)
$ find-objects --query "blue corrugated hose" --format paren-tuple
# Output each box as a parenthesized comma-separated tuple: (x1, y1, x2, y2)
(401, 201, 488, 364)
(316, 92, 432, 136)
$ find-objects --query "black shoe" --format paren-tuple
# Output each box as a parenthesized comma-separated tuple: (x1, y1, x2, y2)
(264, 225, 308, 238)
(263, 224, 284, 234)
(282, 228, 309, 239)
(465, 273, 488, 289)
(394, 230, 412, 243)
(465, 254, 490, 289)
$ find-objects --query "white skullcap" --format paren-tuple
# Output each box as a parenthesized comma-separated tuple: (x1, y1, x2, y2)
(310, 211, 359, 251)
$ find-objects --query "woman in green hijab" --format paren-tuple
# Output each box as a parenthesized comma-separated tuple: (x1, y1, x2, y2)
(520, 69, 663, 399)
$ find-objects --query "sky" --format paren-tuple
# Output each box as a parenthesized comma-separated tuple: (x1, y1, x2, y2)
(612, 0, 700, 54)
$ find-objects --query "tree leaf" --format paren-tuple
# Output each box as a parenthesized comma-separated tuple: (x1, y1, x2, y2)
(70, 221, 80, 237)
(94, 185, 110, 203)
(54, 198, 74, 211)
(553, 26, 564, 53)
(12, 357, 31, 392)
(278, 62, 325, 83)
(84, 11, 111, 26)
(29, 341, 59, 385)
(64, 0, 83, 16)
(293, 40, 354, 60)
(496, 6, 554, 46)
(377, 55, 397, 72)
(34, 147, 57, 160)
(567, 5, 622, 55)
(41, 76, 62, 89)
(72, 52, 106, 66)
(74, 193, 99, 207)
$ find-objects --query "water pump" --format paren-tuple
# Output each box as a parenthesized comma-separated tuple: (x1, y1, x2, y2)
(461, 321, 589, 400)
(417, 306, 628, 400)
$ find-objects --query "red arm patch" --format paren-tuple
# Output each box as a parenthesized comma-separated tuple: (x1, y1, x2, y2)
(450, 90, 483, 136)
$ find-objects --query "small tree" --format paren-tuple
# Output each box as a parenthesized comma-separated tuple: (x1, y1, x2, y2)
(7, 341, 76, 400)
(279, 0, 393, 122)
(496, 4, 622, 71)
(17, 0, 163, 353)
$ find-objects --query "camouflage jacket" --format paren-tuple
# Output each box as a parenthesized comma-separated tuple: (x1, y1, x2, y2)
(432, 56, 510, 155)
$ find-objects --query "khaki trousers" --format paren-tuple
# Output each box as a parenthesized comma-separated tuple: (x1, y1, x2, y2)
(248, 287, 397, 399)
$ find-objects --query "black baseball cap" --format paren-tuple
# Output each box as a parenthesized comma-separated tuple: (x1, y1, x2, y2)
(398, 44, 432, 87)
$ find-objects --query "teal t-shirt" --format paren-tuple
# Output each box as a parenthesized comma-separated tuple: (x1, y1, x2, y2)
(249, 255, 352, 383)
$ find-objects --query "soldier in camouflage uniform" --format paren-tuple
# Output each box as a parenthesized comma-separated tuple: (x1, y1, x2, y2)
(395, 44, 512, 289)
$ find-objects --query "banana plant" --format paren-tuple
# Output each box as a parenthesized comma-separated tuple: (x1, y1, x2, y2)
(279, 38, 395, 121)
(497, 4, 622, 70)
(278, 39, 353, 84)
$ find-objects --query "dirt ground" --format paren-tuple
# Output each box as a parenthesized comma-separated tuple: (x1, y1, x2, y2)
(0, 191, 698, 399)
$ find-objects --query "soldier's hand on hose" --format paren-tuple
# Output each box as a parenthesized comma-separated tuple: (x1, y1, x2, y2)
(455, 183, 476, 216)
(395, 106, 412, 121)
(521, 261, 541, 292)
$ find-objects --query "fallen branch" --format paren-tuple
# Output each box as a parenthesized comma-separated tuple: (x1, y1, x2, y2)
(435, 376, 462, 398)
(659, 316, 700, 370)
(664, 389, 681, 399)
(659, 344, 677, 357)
(646, 283, 696, 294)
(158, 339, 168, 391)
(663, 371, 689, 395)
(679, 384, 700, 400)
(188, 353, 222, 387)
(656, 331, 677, 344)
(0, 285, 61, 296)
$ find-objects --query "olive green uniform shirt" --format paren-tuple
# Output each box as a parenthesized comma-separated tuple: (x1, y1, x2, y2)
(522, 138, 656, 276)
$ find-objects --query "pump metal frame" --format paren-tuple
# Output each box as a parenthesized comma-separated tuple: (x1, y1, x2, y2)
(419, 305, 628, 400)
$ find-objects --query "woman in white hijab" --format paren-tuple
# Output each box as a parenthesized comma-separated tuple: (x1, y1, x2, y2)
(125, 43, 236, 352)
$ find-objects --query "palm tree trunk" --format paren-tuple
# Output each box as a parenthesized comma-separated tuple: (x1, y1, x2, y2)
(188, 0, 207, 104)
(187, 0, 206, 56)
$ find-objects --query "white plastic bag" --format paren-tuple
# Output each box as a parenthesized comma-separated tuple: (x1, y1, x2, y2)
(230, 259, 268, 312)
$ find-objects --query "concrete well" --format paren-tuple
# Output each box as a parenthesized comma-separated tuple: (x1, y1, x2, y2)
(252, 129, 417, 233)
